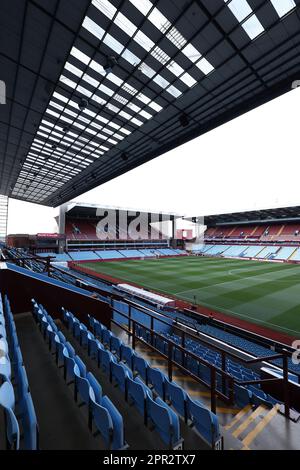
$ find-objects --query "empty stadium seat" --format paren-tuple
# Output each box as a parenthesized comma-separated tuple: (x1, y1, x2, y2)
(186, 396, 221, 448)
(146, 395, 182, 449)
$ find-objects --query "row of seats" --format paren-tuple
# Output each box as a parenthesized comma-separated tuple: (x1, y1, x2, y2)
(134, 326, 278, 410)
(32, 300, 130, 450)
(192, 243, 298, 261)
(38, 248, 186, 263)
(66, 311, 222, 449)
(0, 295, 38, 450)
(61, 308, 185, 449)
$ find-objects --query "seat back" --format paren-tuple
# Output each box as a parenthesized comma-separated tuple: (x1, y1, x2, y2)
(87, 372, 102, 404)
(187, 396, 220, 447)
(3, 407, 20, 450)
(21, 393, 38, 450)
(133, 355, 149, 382)
(234, 384, 252, 408)
(148, 367, 166, 399)
(165, 380, 187, 420)
(127, 377, 151, 417)
(102, 395, 125, 450)
(120, 344, 134, 369)
(110, 336, 122, 356)
(147, 395, 180, 448)
(111, 362, 132, 392)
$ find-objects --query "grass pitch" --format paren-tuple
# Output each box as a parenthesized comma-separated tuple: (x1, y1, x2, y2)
(80, 256, 300, 335)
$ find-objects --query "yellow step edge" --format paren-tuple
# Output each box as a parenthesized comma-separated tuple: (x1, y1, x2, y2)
(232, 405, 267, 438)
(242, 404, 280, 448)
(225, 404, 252, 430)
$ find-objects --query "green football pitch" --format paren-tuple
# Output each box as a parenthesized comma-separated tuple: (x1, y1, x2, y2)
(80, 256, 300, 336)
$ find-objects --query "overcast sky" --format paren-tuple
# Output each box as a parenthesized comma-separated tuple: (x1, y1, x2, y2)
(6, 85, 300, 235)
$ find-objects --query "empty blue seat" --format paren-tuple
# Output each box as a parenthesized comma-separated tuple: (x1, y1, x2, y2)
(120, 344, 135, 369)
(147, 395, 182, 449)
(127, 376, 152, 423)
(165, 380, 188, 422)
(100, 349, 116, 377)
(80, 327, 94, 349)
(19, 392, 39, 450)
(102, 329, 112, 348)
(110, 336, 122, 357)
(133, 355, 149, 383)
(234, 384, 252, 408)
(111, 362, 132, 395)
(94, 321, 106, 340)
(147, 367, 166, 399)
(91, 395, 127, 450)
(88, 337, 104, 363)
(2, 407, 20, 450)
(187, 396, 221, 448)
(0, 380, 15, 409)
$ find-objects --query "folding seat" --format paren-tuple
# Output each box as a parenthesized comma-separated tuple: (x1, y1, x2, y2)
(0, 337, 8, 355)
(19, 392, 39, 450)
(0, 379, 15, 409)
(0, 354, 11, 381)
(80, 325, 94, 349)
(165, 379, 188, 422)
(90, 395, 127, 450)
(146, 395, 182, 449)
(61, 308, 71, 327)
(234, 384, 252, 408)
(63, 344, 76, 383)
(133, 355, 149, 383)
(0, 324, 7, 338)
(186, 396, 221, 448)
(110, 336, 122, 358)
(73, 321, 81, 341)
(247, 385, 273, 408)
(120, 344, 135, 369)
(87, 314, 96, 331)
(94, 321, 106, 340)
(111, 362, 132, 396)
(15, 364, 30, 401)
(73, 356, 87, 401)
(2, 407, 20, 450)
(54, 334, 66, 366)
(127, 376, 152, 423)
(100, 349, 116, 379)
(147, 367, 166, 400)
(102, 329, 112, 349)
(47, 328, 59, 353)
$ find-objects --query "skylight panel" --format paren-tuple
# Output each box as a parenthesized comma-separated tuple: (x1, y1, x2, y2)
(148, 8, 171, 33)
(180, 72, 196, 87)
(227, 0, 252, 21)
(135, 30, 155, 52)
(153, 74, 170, 89)
(92, 0, 116, 19)
(224, 0, 265, 40)
(121, 49, 140, 66)
(166, 85, 181, 98)
(115, 12, 137, 37)
(270, 0, 296, 18)
(181, 43, 202, 62)
(242, 15, 264, 39)
(196, 57, 214, 75)
(64, 62, 83, 78)
(83, 17, 105, 41)
(166, 27, 187, 49)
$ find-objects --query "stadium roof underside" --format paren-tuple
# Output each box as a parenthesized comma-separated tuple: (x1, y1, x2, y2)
(200, 205, 300, 226)
(64, 201, 182, 218)
(1, 0, 300, 207)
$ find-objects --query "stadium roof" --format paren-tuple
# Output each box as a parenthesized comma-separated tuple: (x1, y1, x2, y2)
(63, 201, 182, 217)
(201, 205, 300, 225)
(1, 0, 300, 207)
